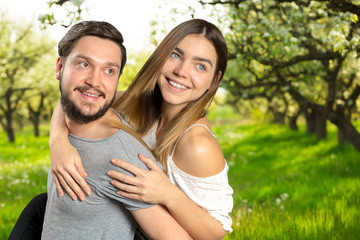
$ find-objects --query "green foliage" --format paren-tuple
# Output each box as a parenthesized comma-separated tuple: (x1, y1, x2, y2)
(205, 0, 360, 150)
(0, 12, 57, 141)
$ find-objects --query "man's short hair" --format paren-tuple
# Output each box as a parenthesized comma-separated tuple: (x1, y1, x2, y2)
(58, 21, 127, 74)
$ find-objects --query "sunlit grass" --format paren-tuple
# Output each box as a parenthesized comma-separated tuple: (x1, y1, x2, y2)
(207, 107, 360, 240)
(1, 109, 360, 239)
(0, 126, 49, 239)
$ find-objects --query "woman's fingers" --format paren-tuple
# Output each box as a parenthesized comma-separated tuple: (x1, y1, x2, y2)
(52, 168, 85, 201)
(69, 165, 91, 196)
(111, 158, 146, 175)
(107, 170, 139, 186)
(110, 180, 138, 194)
(53, 174, 64, 197)
(55, 173, 77, 201)
(62, 170, 87, 200)
(75, 159, 88, 178)
(138, 154, 161, 171)
(116, 190, 142, 201)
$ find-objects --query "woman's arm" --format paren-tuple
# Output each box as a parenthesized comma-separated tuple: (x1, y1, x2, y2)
(49, 100, 91, 201)
(108, 128, 229, 240)
(161, 126, 229, 239)
(49, 90, 125, 200)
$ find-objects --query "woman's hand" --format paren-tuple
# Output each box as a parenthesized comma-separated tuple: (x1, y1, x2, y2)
(49, 138, 91, 201)
(107, 154, 174, 205)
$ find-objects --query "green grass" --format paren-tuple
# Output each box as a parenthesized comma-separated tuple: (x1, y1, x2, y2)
(208, 106, 360, 240)
(0, 126, 50, 239)
(1, 108, 360, 239)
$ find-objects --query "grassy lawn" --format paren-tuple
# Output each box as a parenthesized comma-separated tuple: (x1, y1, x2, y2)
(208, 106, 360, 240)
(0, 126, 50, 239)
(1, 107, 360, 239)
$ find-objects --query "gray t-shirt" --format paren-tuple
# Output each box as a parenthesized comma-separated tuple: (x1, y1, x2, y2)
(42, 122, 158, 240)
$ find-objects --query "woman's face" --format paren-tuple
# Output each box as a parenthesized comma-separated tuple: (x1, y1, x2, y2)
(157, 34, 219, 111)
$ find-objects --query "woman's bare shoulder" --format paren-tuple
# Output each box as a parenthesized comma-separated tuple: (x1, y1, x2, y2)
(172, 120, 225, 178)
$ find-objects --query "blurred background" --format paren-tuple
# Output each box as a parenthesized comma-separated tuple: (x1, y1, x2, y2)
(1, 0, 359, 239)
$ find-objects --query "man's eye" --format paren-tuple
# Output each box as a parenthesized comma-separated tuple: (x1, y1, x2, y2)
(79, 62, 89, 68)
(105, 69, 114, 75)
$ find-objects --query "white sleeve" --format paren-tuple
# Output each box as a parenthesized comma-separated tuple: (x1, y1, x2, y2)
(167, 158, 234, 232)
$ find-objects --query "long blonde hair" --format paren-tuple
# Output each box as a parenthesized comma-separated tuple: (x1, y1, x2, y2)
(113, 19, 228, 172)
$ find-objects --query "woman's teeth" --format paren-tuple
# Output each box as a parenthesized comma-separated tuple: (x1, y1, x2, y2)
(169, 80, 187, 90)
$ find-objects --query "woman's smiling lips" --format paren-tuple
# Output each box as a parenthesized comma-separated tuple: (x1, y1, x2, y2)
(167, 78, 189, 90)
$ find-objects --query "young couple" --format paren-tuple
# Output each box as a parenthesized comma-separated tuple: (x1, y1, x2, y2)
(10, 18, 233, 240)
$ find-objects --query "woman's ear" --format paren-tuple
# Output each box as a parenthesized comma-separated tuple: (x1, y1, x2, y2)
(55, 57, 63, 80)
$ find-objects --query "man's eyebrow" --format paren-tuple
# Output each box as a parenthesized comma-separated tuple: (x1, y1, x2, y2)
(174, 47, 213, 67)
(74, 54, 120, 69)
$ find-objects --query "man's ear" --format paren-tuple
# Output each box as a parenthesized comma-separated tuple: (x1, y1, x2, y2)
(55, 57, 63, 80)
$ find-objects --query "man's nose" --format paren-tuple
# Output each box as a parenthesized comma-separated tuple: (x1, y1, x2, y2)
(84, 70, 101, 87)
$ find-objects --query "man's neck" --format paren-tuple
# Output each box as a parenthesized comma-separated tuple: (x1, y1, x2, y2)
(66, 109, 120, 140)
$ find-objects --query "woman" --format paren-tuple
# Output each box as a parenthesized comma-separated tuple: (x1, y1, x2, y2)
(13, 19, 233, 240)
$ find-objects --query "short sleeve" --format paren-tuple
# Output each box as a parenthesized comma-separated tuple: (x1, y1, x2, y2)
(75, 130, 162, 211)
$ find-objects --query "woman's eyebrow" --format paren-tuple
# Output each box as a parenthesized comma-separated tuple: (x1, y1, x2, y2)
(175, 47, 184, 55)
(175, 47, 213, 67)
(194, 56, 213, 67)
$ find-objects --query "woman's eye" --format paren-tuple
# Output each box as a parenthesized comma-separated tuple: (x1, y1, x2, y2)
(196, 64, 206, 71)
(171, 52, 180, 60)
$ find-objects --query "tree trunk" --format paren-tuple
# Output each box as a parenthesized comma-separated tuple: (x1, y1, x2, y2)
(337, 129, 346, 145)
(288, 109, 301, 131)
(315, 113, 327, 140)
(329, 111, 360, 152)
(5, 111, 15, 142)
(273, 111, 286, 125)
(304, 109, 316, 134)
(289, 117, 298, 131)
(34, 117, 40, 137)
(28, 94, 46, 137)
(268, 104, 286, 125)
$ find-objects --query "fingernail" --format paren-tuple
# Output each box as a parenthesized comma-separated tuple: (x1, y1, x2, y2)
(111, 159, 117, 164)
(139, 154, 144, 158)
(72, 196, 77, 201)
(86, 190, 91, 196)
(107, 171, 112, 177)
(80, 196, 85, 201)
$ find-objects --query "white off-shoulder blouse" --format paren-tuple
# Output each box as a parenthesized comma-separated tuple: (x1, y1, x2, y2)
(144, 123, 234, 232)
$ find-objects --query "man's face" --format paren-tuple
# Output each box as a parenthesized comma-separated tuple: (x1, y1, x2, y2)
(56, 36, 122, 124)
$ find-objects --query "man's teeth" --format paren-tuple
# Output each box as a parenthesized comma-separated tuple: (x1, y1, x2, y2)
(82, 92, 99, 97)
(169, 80, 187, 90)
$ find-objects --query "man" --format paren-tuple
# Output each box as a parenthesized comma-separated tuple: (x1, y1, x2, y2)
(41, 21, 190, 240)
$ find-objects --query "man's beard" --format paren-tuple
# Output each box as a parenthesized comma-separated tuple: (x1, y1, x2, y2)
(59, 82, 116, 124)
